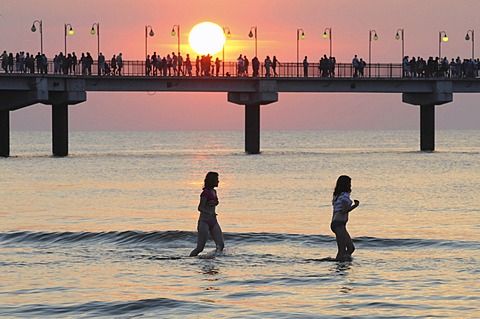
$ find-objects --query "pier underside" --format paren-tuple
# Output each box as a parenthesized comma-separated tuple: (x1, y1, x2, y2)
(0, 76, 461, 156)
(0, 83, 86, 157)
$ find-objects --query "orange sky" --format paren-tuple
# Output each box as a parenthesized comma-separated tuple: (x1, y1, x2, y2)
(2, 0, 480, 131)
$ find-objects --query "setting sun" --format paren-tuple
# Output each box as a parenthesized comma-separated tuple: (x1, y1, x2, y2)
(188, 22, 225, 55)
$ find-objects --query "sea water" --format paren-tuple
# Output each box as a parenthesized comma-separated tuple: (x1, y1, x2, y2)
(1, 130, 479, 318)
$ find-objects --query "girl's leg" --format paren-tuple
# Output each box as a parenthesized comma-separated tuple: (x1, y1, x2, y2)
(210, 223, 225, 252)
(190, 221, 209, 256)
(334, 226, 347, 260)
(345, 230, 355, 257)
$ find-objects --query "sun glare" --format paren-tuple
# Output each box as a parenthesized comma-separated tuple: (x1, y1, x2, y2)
(188, 22, 225, 55)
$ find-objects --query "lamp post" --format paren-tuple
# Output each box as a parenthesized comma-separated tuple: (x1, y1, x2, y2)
(145, 25, 155, 59)
(465, 29, 474, 60)
(31, 20, 43, 55)
(296, 28, 306, 76)
(64, 23, 74, 54)
(369, 29, 378, 77)
(322, 27, 332, 57)
(248, 26, 257, 58)
(222, 27, 231, 76)
(439, 31, 448, 58)
(395, 28, 404, 61)
(90, 23, 100, 59)
(171, 24, 180, 55)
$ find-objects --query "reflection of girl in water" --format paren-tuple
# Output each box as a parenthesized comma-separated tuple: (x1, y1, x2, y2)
(331, 175, 360, 261)
(190, 172, 225, 257)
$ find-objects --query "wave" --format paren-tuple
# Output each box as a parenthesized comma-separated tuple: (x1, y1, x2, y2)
(0, 297, 219, 318)
(0, 230, 477, 250)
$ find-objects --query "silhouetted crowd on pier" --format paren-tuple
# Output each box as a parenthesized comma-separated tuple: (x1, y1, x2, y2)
(401, 56, 479, 78)
(145, 52, 228, 77)
(0, 50, 124, 76)
(1, 51, 48, 74)
(144, 52, 275, 78)
(2, 49, 480, 79)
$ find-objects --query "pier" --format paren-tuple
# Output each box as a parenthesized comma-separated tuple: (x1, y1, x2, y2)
(1, 61, 480, 156)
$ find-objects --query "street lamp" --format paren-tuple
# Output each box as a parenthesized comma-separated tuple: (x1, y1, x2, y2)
(145, 25, 155, 59)
(296, 28, 306, 76)
(439, 31, 448, 58)
(248, 26, 257, 58)
(64, 23, 74, 54)
(90, 23, 100, 59)
(222, 27, 231, 76)
(31, 20, 43, 55)
(465, 29, 474, 60)
(171, 24, 180, 55)
(322, 27, 332, 57)
(369, 29, 378, 77)
(395, 28, 404, 61)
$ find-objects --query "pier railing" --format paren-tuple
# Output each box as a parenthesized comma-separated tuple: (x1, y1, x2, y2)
(8, 60, 409, 78)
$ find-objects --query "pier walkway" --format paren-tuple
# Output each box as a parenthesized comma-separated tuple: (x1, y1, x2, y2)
(1, 61, 479, 157)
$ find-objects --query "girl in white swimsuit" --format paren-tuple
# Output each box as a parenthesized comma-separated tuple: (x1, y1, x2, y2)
(331, 175, 360, 261)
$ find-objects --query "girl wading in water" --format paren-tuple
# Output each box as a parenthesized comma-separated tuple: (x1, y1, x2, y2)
(190, 172, 225, 257)
(331, 175, 360, 261)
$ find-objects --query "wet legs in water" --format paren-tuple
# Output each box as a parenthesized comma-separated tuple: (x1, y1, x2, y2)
(190, 221, 225, 257)
(333, 225, 355, 261)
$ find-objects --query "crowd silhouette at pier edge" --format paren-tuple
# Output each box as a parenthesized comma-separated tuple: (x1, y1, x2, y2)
(2, 49, 479, 78)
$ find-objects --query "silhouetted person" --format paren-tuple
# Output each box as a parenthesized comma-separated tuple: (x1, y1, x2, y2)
(1, 50, 8, 72)
(146, 55, 151, 76)
(71, 52, 77, 75)
(352, 54, 359, 77)
(7, 53, 14, 73)
(98, 52, 105, 76)
(195, 56, 200, 76)
(178, 53, 184, 75)
(243, 56, 249, 76)
(359, 58, 366, 77)
(272, 56, 280, 76)
(116, 53, 123, 76)
(185, 54, 192, 76)
(215, 57, 221, 76)
(166, 54, 172, 76)
(237, 54, 244, 76)
(264, 55, 272, 77)
(303, 56, 308, 77)
(85, 52, 93, 75)
(252, 56, 260, 77)
(111, 55, 117, 75)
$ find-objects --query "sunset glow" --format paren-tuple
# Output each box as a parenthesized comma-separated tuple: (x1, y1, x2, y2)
(1, 0, 479, 132)
(188, 22, 225, 55)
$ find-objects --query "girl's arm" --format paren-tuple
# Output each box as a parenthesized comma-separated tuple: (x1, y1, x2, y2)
(197, 196, 209, 214)
(342, 199, 360, 214)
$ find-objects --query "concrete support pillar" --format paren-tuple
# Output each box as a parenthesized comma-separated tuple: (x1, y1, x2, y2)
(227, 81, 278, 154)
(403, 84, 452, 152)
(0, 110, 9, 157)
(245, 104, 261, 154)
(52, 103, 69, 157)
(420, 104, 435, 151)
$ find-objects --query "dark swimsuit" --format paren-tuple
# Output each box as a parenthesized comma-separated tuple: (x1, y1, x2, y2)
(199, 188, 219, 231)
(201, 218, 218, 231)
(330, 220, 346, 232)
